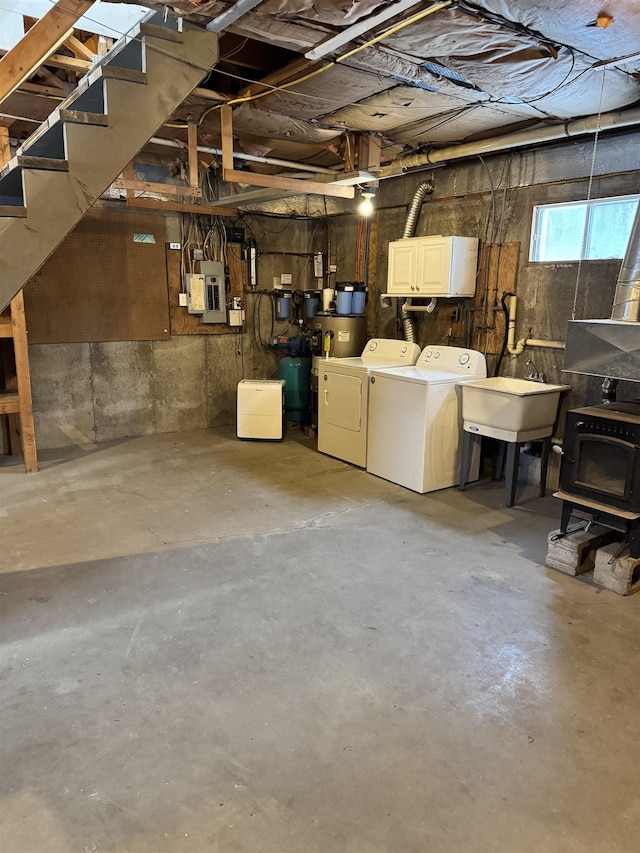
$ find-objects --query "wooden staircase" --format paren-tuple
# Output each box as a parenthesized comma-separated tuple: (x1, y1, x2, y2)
(0, 11, 219, 311)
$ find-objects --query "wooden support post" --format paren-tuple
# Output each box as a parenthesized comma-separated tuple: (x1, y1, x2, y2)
(359, 133, 381, 171)
(123, 161, 135, 204)
(0, 124, 37, 472)
(187, 122, 199, 189)
(0, 126, 10, 165)
(10, 291, 37, 472)
(220, 104, 236, 195)
(0, 0, 94, 103)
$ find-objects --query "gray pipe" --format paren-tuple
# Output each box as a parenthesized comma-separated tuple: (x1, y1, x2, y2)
(400, 180, 435, 341)
(611, 201, 640, 321)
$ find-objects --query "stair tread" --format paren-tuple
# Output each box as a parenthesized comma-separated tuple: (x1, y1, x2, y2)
(140, 21, 184, 43)
(59, 109, 109, 126)
(0, 205, 27, 218)
(17, 156, 69, 171)
(100, 65, 147, 84)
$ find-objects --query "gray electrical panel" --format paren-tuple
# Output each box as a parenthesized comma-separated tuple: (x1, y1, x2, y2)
(199, 260, 226, 324)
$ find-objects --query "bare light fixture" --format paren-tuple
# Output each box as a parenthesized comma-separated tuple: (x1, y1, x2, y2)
(359, 187, 376, 216)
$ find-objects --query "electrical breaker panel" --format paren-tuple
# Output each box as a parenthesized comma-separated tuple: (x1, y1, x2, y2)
(199, 260, 227, 324)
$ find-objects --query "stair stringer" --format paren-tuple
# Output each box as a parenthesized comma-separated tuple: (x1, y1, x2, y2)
(0, 22, 218, 311)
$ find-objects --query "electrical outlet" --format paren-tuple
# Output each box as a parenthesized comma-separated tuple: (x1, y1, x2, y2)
(169, 242, 181, 250)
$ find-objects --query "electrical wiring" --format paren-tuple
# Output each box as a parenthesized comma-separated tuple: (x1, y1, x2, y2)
(196, 0, 453, 123)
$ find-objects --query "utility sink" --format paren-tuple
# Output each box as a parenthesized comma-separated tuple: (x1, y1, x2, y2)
(459, 376, 571, 441)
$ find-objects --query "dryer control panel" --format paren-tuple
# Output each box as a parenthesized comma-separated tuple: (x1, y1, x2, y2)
(416, 345, 486, 374)
(361, 338, 421, 365)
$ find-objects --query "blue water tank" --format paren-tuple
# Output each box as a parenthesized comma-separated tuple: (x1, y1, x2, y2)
(278, 357, 311, 422)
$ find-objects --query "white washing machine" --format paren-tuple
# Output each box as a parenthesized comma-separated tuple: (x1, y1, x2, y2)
(317, 339, 421, 467)
(366, 345, 487, 493)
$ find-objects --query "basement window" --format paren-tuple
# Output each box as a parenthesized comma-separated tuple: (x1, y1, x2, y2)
(529, 195, 639, 263)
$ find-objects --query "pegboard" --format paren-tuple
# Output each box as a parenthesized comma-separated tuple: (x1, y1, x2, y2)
(24, 208, 171, 343)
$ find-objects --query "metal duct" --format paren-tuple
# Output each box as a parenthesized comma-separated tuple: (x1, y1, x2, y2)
(402, 179, 434, 239)
(611, 201, 640, 321)
(400, 180, 435, 342)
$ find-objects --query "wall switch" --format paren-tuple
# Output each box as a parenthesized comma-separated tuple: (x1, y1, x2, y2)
(178, 292, 188, 307)
(169, 242, 181, 250)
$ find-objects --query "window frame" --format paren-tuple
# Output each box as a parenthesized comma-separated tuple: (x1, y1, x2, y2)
(529, 194, 640, 264)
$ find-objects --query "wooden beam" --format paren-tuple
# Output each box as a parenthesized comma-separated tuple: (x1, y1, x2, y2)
(359, 133, 381, 171)
(187, 122, 199, 188)
(236, 56, 320, 102)
(220, 105, 234, 173)
(127, 197, 237, 217)
(35, 66, 66, 90)
(192, 87, 227, 103)
(44, 53, 91, 73)
(64, 34, 95, 62)
(222, 167, 355, 198)
(17, 81, 67, 98)
(112, 179, 203, 198)
(0, 0, 94, 104)
(10, 290, 38, 472)
(123, 161, 135, 204)
(0, 127, 10, 166)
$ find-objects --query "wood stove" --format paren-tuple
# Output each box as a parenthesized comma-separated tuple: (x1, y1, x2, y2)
(560, 401, 640, 512)
(556, 401, 640, 558)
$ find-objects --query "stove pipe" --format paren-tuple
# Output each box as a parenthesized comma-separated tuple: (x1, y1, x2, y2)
(611, 201, 640, 321)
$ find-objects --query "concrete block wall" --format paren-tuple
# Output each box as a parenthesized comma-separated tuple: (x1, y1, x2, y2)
(27, 335, 248, 450)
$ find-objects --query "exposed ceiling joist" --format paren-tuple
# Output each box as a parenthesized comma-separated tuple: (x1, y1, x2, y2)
(0, 0, 94, 104)
(220, 104, 354, 199)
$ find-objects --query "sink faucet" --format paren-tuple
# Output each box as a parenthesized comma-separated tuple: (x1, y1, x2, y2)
(526, 359, 546, 383)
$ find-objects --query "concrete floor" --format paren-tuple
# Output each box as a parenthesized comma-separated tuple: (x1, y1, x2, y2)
(1, 428, 638, 853)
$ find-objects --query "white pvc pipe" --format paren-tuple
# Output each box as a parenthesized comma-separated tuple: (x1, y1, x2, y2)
(525, 339, 566, 350)
(506, 296, 566, 353)
(384, 106, 640, 174)
(506, 295, 526, 355)
(149, 136, 337, 175)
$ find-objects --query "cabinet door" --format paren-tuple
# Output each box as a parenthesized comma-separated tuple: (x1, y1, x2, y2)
(416, 237, 451, 295)
(387, 240, 418, 294)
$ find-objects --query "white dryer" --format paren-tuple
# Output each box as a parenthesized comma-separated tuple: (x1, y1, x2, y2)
(318, 339, 421, 467)
(366, 345, 487, 493)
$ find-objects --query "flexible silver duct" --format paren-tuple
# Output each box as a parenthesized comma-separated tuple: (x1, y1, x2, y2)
(402, 179, 435, 239)
(611, 201, 640, 321)
(400, 180, 435, 341)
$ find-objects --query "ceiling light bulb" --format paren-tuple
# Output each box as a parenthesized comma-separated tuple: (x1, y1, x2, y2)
(359, 191, 375, 217)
